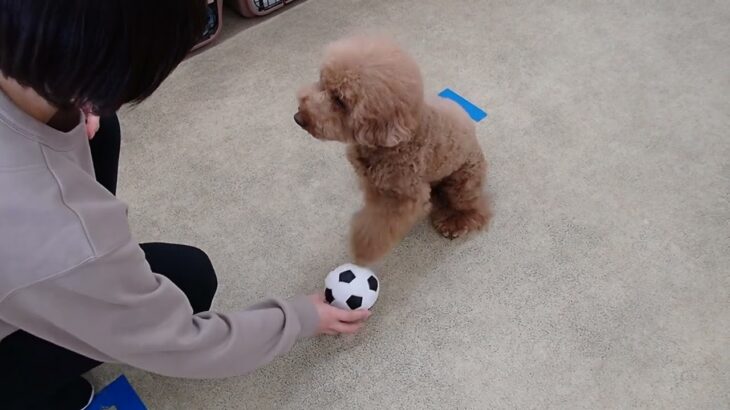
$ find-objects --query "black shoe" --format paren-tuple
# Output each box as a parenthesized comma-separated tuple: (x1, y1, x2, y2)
(35, 377, 95, 410)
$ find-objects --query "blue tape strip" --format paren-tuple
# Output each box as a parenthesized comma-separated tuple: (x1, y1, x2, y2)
(88, 375, 147, 410)
(438, 88, 488, 122)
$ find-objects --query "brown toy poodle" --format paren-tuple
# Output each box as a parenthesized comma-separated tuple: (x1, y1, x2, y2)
(295, 35, 492, 265)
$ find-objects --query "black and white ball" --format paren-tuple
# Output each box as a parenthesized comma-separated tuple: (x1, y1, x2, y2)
(324, 263, 379, 310)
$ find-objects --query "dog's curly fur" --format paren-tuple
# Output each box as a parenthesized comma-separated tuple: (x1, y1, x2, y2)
(295, 35, 492, 265)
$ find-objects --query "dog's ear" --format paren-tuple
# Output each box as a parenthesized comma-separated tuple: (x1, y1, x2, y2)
(350, 100, 417, 147)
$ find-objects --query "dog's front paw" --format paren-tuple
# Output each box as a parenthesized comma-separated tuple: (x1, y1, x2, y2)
(431, 207, 490, 240)
(350, 210, 391, 265)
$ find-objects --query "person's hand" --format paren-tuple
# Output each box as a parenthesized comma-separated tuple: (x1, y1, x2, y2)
(82, 105, 100, 139)
(309, 294, 371, 335)
(85, 114, 100, 139)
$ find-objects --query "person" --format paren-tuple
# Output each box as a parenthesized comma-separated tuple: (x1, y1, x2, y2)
(0, 1, 370, 409)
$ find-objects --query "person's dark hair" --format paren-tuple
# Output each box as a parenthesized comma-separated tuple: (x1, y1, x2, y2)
(0, 0, 206, 115)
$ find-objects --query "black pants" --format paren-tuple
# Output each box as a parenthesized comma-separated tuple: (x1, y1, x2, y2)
(0, 115, 218, 409)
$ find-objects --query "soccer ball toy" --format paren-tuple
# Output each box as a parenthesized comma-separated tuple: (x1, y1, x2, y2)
(324, 264, 379, 310)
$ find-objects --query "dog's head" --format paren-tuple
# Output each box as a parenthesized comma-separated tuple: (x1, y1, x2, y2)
(295, 35, 423, 148)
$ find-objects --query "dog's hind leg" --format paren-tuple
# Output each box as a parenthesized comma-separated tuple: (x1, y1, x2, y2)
(430, 155, 492, 239)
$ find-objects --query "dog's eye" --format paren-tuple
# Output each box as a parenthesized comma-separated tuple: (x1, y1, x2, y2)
(332, 94, 347, 111)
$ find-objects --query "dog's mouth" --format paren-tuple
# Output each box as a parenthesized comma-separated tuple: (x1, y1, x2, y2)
(295, 111, 325, 141)
(293, 111, 305, 128)
(294, 111, 310, 130)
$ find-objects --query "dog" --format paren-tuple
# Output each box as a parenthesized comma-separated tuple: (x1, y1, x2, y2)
(295, 35, 492, 265)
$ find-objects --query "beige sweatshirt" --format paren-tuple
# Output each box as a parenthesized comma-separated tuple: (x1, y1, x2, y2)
(0, 90, 319, 378)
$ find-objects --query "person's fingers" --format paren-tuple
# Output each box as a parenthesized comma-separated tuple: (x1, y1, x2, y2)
(330, 321, 364, 334)
(85, 114, 100, 140)
(335, 308, 371, 323)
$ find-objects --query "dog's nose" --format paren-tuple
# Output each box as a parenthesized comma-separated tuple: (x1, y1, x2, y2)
(294, 112, 307, 128)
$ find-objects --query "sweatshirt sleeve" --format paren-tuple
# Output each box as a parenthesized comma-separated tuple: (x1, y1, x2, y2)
(0, 240, 320, 379)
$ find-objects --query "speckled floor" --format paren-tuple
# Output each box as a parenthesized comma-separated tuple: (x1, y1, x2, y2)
(89, 0, 729, 408)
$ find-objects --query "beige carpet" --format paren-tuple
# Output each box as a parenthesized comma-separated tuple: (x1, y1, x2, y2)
(89, 0, 729, 408)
